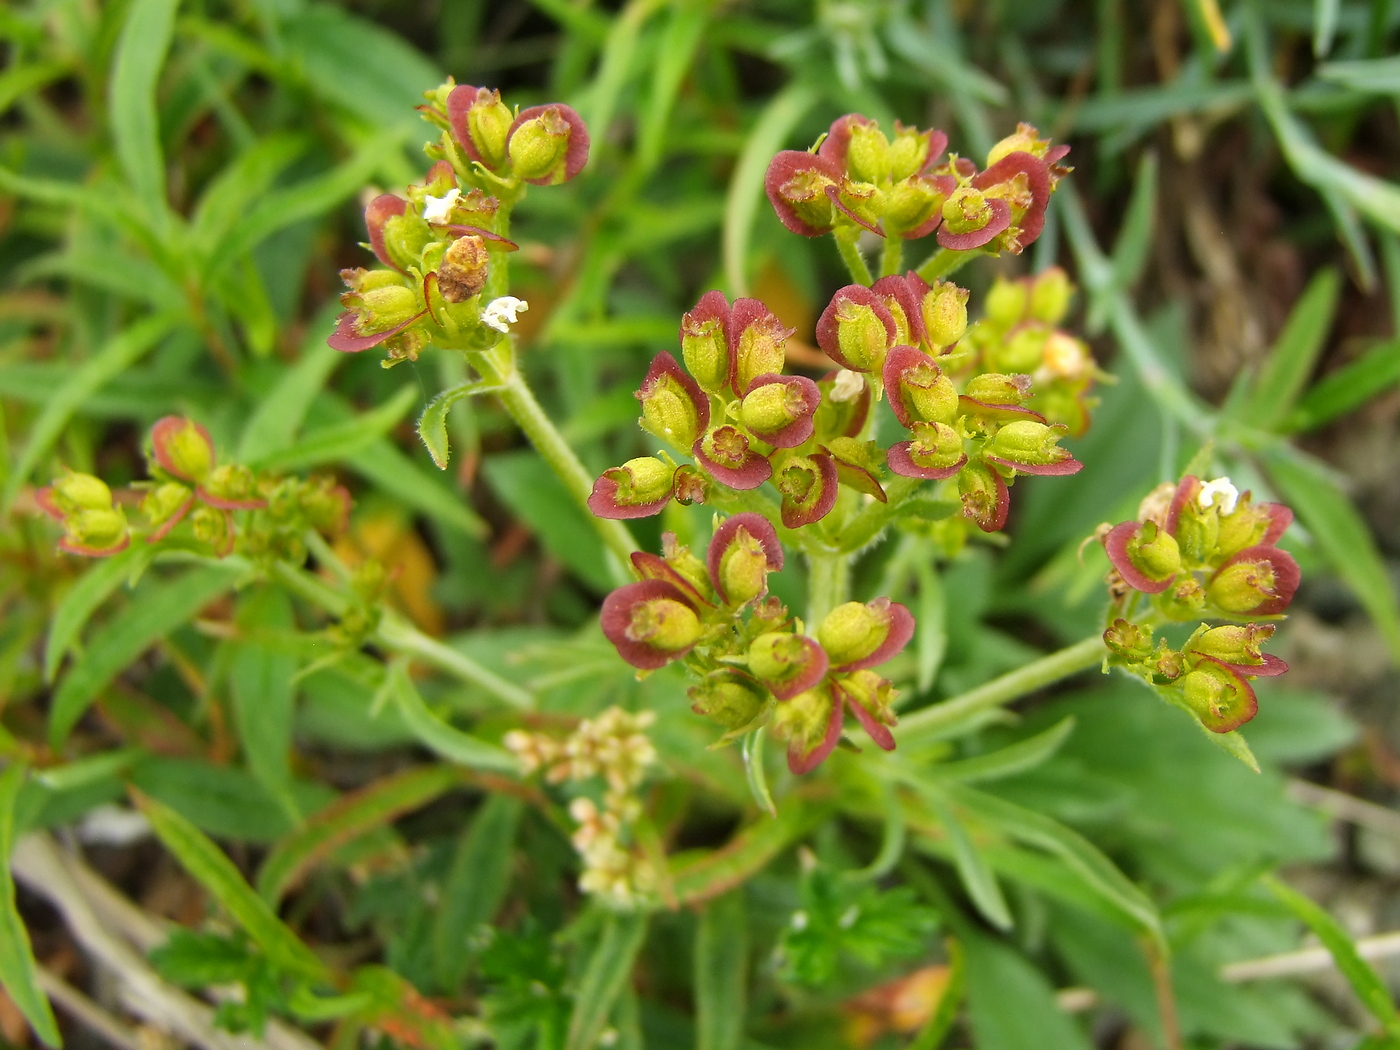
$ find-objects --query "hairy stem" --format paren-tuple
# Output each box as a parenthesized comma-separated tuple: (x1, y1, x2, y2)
(806, 550, 850, 628)
(835, 234, 873, 286)
(880, 235, 904, 278)
(899, 634, 1105, 745)
(914, 246, 977, 284)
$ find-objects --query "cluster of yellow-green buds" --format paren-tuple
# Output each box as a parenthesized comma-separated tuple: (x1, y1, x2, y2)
(598, 514, 913, 773)
(1099, 475, 1299, 733)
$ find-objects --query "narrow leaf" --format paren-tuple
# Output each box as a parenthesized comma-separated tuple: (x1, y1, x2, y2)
(1283, 337, 1400, 432)
(44, 543, 152, 682)
(921, 788, 1012, 930)
(109, 0, 180, 218)
(388, 664, 520, 774)
(932, 717, 1077, 784)
(963, 929, 1094, 1050)
(1109, 152, 1157, 295)
(564, 911, 649, 1050)
(0, 766, 62, 1048)
(1244, 268, 1341, 429)
(695, 890, 747, 1050)
(417, 381, 497, 470)
(671, 802, 827, 906)
(434, 794, 522, 989)
(133, 788, 328, 978)
(50, 564, 243, 747)
(247, 385, 417, 472)
(228, 587, 300, 823)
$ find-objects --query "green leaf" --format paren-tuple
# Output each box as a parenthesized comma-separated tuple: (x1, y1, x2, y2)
(129, 757, 335, 843)
(1317, 55, 1400, 93)
(1264, 448, 1400, 659)
(963, 929, 1093, 1050)
(914, 556, 947, 694)
(228, 587, 301, 824)
(0, 766, 62, 1048)
(434, 794, 522, 990)
(670, 801, 828, 906)
(247, 384, 417, 472)
(109, 0, 180, 219)
(346, 436, 487, 538)
(4, 311, 180, 508)
(920, 787, 1012, 930)
(1313, 0, 1340, 57)
(190, 134, 308, 263)
(134, 788, 328, 978)
(416, 380, 499, 470)
(694, 890, 747, 1050)
(50, 564, 243, 747)
(1283, 337, 1400, 432)
(236, 309, 344, 462)
(564, 911, 649, 1050)
(1264, 874, 1400, 1037)
(1108, 151, 1158, 295)
(44, 543, 152, 682)
(1242, 268, 1341, 429)
(388, 663, 520, 774)
(256, 766, 461, 903)
(931, 717, 1077, 784)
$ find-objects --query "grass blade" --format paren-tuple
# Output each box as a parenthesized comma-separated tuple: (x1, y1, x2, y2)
(0, 766, 62, 1048)
(1283, 337, 1400, 432)
(387, 663, 520, 774)
(920, 786, 1013, 930)
(564, 911, 649, 1050)
(109, 0, 180, 221)
(44, 543, 152, 682)
(931, 717, 1077, 784)
(1242, 268, 1341, 429)
(694, 890, 747, 1050)
(434, 794, 522, 990)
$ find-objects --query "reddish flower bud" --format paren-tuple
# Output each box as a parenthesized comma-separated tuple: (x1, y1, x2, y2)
(739, 374, 820, 448)
(890, 122, 948, 181)
(1207, 545, 1300, 616)
(447, 86, 514, 171)
(1179, 657, 1258, 733)
(601, 579, 703, 670)
(690, 671, 768, 730)
(870, 274, 928, 347)
(818, 114, 876, 172)
(365, 194, 408, 270)
(637, 352, 709, 450)
(630, 551, 711, 609)
(730, 299, 793, 395)
(506, 103, 590, 185)
(1185, 623, 1287, 678)
(885, 174, 955, 239)
(835, 669, 898, 751)
(825, 438, 887, 502)
(920, 281, 969, 348)
(774, 451, 839, 528)
(693, 425, 772, 490)
(816, 286, 897, 374)
(936, 187, 1011, 250)
(958, 461, 1010, 532)
(764, 151, 843, 236)
(57, 508, 130, 557)
(884, 345, 957, 428)
(818, 597, 915, 671)
(749, 632, 829, 701)
(141, 482, 195, 542)
(198, 464, 266, 510)
(588, 457, 675, 518)
(972, 151, 1052, 246)
(772, 684, 844, 774)
(1102, 521, 1181, 594)
(984, 420, 1083, 476)
(663, 532, 715, 598)
(886, 422, 966, 481)
(151, 417, 215, 483)
(707, 512, 783, 606)
(680, 290, 733, 395)
(986, 123, 1054, 167)
(327, 309, 426, 354)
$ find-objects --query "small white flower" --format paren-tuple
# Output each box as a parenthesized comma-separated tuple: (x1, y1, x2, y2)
(790, 909, 809, 931)
(421, 188, 460, 225)
(1198, 476, 1239, 515)
(831, 369, 865, 402)
(481, 296, 528, 333)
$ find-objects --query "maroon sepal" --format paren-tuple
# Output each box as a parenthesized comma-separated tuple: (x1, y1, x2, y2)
(1164, 475, 1202, 535)
(507, 103, 591, 185)
(817, 113, 875, 169)
(957, 394, 1045, 423)
(327, 311, 426, 354)
(33, 487, 63, 520)
(838, 598, 915, 672)
(693, 427, 773, 490)
(1193, 657, 1260, 734)
(760, 636, 830, 701)
(837, 680, 896, 751)
(365, 193, 407, 269)
(886, 442, 966, 481)
(586, 467, 675, 519)
(983, 453, 1084, 477)
(151, 417, 215, 482)
(707, 513, 784, 604)
(673, 465, 708, 505)
(871, 275, 928, 347)
(1103, 521, 1174, 594)
(827, 445, 887, 501)
(815, 286, 896, 372)
(973, 151, 1052, 244)
(1046, 144, 1072, 166)
(742, 374, 820, 448)
(727, 298, 794, 395)
(195, 487, 267, 511)
(600, 579, 699, 671)
(1214, 544, 1301, 616)
(883, 344, 936, 429)
(777, 452, 839, 529)
(898, 175, 957, 240)
(819, 183, 880, 236)
(936, 198, 1011, 251)
(764, 151, 843, 237)
(447, 85, 494, 167)
(440, 224, 519, 251)
(1261, 502, 1293, 545)
(641, 351, 711, 434)
(147, 495, 195, 543)
(421, 271, 442, 326)
(1215, 652, 1290, 679)
(787, 692, 845, 775)
(960, 465, 1010, 533)
(630, 551, 711, 608)
(58, 533, 131, 558)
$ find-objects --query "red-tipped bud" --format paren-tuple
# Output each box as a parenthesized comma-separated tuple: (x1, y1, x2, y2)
(1103, 521, 1181, 594)
(870, 274, 928, 347)
(973, 151, 1052, 246)
(890, 123, 947, 180)
(588, 458, 675, 518)
(506, 103, 590, 185)
(1179, 657, 1258, 733)
(198, 464, 265, 510)
(844, 121, 891, 184)
(730, 299, 793, 395)
(58, 507, 130, 557)
(984, 420, 1082, 476)
(749, 632, 829, 701)
(886, 422, 967, 481)
(884, 345, 957, 428)
(689, 672, 768, 730)
(835, 669, 898, 751)
(1207, 546, 1300, 616)
(920, 281, 969, 348)
(637, 352, 709, 450)
(774, 452, 839, 528)
(818, 597, 915, 671)
(816, 286, 897, 374)
(141, 482, 195, 542)
(764, 151, 843, 236)
(365, 194, 409, 270)
(958, 461, 1010, 532)
(707, 512, 783, 606)
(739, 374, 820, 448)
(885, 174, 953, 239)
(1186, 623, 1287, 677)
(772, 684, 843, 774)
(693, 426, 772, 490)
(448, 85, 513, 171)
(680, 291, 733, 394)
(601, 579, 703, 670)
(987, 123, 1054, 167)
(937, 187, 1010, 250)
(151, 417, 215, 483)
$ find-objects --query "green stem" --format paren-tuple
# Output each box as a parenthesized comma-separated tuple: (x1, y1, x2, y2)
(836, 476, 925, 553)
(835, 234, 873, 286)
(806, 550, 850, 628)
(898, 634, 1105, 745)
(913, 246, 977, 284)
(880, 235, 904, 278)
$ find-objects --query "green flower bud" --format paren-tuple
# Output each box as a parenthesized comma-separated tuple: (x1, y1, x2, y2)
(663, 533, 712, 599)
(920, 281, 969, 348)
(986, 122, 1050, 166)
(67, 507, 128, 551)
(994, 325, 1048, 373)
(889, 125, 932, 182)
(740, 382, 804, 436)
(1028, 267, 1072, 325)
(465, 89, 514, 170)
(902, 362, 958, 424)
(987, 419, 1075, 469)
(52, 471, 114, 512)
(846, 122, 891, 184)
(150, 418, 215, 483)
(836, 302, 892, 373)
(1124, 521, 1182, 583)
(717, 532, 771, 606)
(984, 277, 1029, 327)
(1179, 660, 1257, 733)
(380, 211, 433, 271)
(884, 177, 946, 236)
(341, 268, 407, 294)
(141, 483, 192, 527)
(689, 673, 767, 730)
(941, 186, 993, 235)
(1187, 623, 1276, 668)
(1206, 559, 1279, 616)
(628, 595, 702, 653)
(906, 421, 965, 469)
(817, 601, 892, 668)
(190, 504, 232, 552)
(964, 373, 1031, 407)
(680, 313, 730, 394)
(770, 685, 834, 756)
(1173, 505, 1219, 566)
(733, 311, 791, 394)
(507, 108, 572, 183)
(639, 374, 703, 450)
(202, 464, 259, 506)
(610, 457, 674, 506)
(351, 284, 423, 334)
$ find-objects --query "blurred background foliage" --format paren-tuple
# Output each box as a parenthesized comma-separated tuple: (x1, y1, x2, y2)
(2, 0, 1400, 1048)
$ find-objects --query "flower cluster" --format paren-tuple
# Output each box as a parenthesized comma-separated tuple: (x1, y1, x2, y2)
(36, 416, 350, 563)
(327, 82, 589, 365)
(599, 514, 912, 773)
(1099, 475, 1299, 733)
(765, 116, 1069, 254)
(505, 708, 656, 908)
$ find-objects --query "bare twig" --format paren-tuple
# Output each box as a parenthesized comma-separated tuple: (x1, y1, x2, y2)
(35, 966, 142, 1050)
